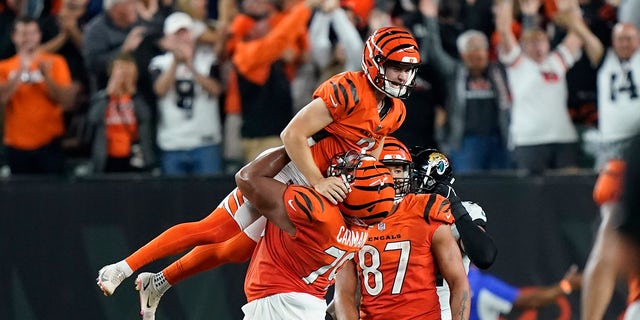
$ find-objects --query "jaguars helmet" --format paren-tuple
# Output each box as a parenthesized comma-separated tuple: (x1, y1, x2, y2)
(409, 147, 453, 194)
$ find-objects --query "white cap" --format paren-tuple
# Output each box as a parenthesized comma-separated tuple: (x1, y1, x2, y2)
(164, 12, 193, 35)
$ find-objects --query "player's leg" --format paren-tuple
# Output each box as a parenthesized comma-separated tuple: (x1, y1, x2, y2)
(135, 231, 259, 319)
(97, 188, 247, 296)
(98, 151, 307, 296)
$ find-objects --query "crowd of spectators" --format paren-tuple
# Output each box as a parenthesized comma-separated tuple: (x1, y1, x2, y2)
(0, 0, 638, 177)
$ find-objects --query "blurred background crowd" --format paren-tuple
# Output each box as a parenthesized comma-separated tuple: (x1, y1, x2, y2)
(0, 0, 638, 177)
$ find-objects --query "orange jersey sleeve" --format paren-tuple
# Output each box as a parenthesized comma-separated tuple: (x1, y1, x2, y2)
(232, 2, 312, 84)
(244, 185, 368, 302)
(355, 193, 449, 320)
(426, 194, 456, 225)
(312, 71, 406, 154)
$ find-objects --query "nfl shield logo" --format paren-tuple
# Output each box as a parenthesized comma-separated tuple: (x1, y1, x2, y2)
(377, 222, 386, 231)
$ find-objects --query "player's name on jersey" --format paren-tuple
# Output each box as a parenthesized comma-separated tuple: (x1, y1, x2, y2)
(336, 227, 368, 247)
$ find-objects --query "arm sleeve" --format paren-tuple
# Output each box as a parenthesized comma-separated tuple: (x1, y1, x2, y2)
(450, 198, 498, 269)
(233, 3, 312, 76)
(472, 269, 519, 313)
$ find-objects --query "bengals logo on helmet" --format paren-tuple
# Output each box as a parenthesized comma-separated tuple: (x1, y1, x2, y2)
(328, 151, 395, 226)
(362, 27, 420, 99)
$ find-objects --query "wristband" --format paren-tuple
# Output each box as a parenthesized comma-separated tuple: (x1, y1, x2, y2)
(559, 279, 572, 295)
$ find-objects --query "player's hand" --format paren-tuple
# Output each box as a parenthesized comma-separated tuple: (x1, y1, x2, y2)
(122, 26, 145, 53)
(313, 176, 350, 205)
(561, 264, 582, 291)
(434, 181, 457, 199)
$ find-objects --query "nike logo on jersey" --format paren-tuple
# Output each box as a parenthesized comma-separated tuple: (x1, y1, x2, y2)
(288, 199, 296, 211)
(329, 95, 338, 107)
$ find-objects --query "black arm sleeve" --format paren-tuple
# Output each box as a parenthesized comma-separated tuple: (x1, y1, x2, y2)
(450, 197, 498, 269)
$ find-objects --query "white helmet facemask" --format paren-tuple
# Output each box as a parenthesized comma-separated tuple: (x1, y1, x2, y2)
(379, 64, 418, 99)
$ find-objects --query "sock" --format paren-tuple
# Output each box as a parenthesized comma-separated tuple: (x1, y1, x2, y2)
(116, 260, 133, 278)
(153, 272, 172, 295)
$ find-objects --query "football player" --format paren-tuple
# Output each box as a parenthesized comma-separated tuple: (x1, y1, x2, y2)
(96, 22, 421, 319)
(410, 147, 497, 319)
(332, 137, 472, 320)
(236, 146, 395, 319)
(583, 152, 640, 320)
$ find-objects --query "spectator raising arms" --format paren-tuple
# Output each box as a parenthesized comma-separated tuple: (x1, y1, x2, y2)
(495, 0, 600, 174)
(566, 20, 640, 169)
(420, 0, 512, 173)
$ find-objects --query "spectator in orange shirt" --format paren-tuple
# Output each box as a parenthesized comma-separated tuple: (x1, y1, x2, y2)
(0, 16, 74, 175)
(230, 0, 310, 162)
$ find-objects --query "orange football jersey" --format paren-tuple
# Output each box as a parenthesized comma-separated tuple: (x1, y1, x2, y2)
(311, 71, 406, 169)
(355, 193, 454, 320)
(244, 185, 369, 302)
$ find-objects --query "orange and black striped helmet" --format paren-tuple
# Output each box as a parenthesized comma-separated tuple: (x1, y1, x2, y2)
(362, 26, 420, 99)
(379, 137, 413, 200)
(327, 150, 395, 226)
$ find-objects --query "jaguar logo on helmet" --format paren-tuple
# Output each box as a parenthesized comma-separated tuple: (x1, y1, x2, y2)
(409, 147, 454, 194)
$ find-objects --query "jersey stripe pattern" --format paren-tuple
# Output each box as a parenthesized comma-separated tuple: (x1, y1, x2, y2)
(313, 71, 406, 155)
(244, 185, 369, 302)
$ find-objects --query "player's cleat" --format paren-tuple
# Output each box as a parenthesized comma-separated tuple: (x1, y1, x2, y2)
(136, 272, 164, 320)
(97, 264, 126, 296)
